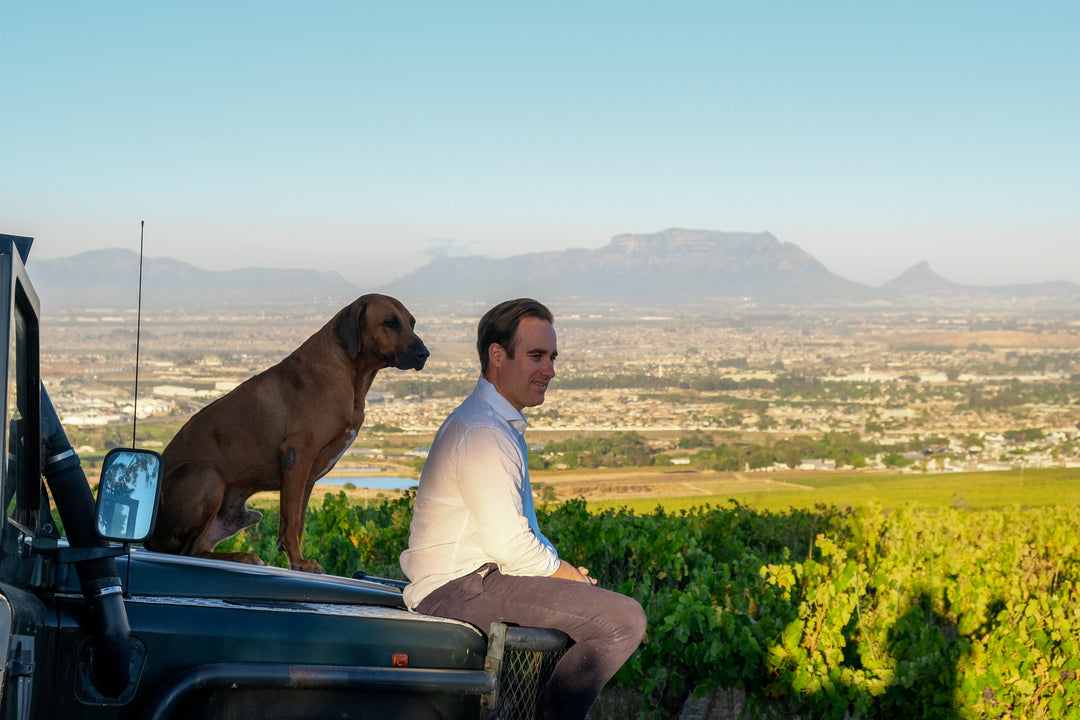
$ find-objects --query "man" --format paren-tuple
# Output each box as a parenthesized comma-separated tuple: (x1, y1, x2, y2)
(401, 298, 646, 720)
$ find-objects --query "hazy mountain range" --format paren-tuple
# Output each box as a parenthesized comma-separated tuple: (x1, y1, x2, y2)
(27, 229, 1080, 314)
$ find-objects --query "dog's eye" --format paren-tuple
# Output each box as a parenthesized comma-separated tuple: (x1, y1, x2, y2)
(383, 317, 402, 331)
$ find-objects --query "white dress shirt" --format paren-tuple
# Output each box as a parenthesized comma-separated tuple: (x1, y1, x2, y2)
(400, 377, 560, 609)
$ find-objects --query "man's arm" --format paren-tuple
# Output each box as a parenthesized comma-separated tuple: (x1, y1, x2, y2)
(549, 560, 598, 585)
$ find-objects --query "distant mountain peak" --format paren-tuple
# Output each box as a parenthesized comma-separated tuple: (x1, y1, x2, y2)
(380, 228, 871, 308)
(32, 248, 359, 312)
(882, 261, 962, 295)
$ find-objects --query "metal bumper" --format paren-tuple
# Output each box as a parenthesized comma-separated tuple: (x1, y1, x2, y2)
(142, 623, 570, 720)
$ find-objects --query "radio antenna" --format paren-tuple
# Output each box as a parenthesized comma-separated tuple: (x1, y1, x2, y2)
(132, 220, 145, 448)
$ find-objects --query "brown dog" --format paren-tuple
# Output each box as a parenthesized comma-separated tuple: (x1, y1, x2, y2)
(145, 294, 429, 573)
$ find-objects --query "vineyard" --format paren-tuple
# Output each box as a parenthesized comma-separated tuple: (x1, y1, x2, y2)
(220, 492, 1080, 719)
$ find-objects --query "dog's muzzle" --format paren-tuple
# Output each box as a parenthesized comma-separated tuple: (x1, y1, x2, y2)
(390, 341, 429, 371)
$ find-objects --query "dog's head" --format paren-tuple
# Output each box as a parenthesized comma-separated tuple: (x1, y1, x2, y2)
(333, 294, 429, 371)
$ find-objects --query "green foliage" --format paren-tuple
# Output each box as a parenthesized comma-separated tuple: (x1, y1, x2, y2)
(683, 431, 882, 472)
(965, 387, 1024, 411)
(882, 452, 914, 469)
(693, 443, 777, 471)
(539, 431, 653, 469)
(677, 431, 715, 450)
(219, 494, 1080, 719)
(772, 432, 879, 470)
(1004, 427, 1046, 443)
(218, 490, 414, 579)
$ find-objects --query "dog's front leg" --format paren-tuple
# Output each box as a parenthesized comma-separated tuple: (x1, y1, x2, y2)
(278, 459, 325, 574)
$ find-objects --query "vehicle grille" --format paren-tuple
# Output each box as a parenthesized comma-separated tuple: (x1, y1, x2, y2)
(484, 624, 569, 720)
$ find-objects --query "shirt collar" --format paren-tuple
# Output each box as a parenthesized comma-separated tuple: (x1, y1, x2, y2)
(475, 376, 528, 435)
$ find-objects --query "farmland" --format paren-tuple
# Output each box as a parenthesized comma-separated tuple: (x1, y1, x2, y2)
(563, 466, 1080, 514)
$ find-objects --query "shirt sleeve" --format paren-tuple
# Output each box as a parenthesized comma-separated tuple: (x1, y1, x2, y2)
(456, 424, 560, 576)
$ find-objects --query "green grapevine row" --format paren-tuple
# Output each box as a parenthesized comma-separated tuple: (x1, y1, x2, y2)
(219, 493, 1080, 719)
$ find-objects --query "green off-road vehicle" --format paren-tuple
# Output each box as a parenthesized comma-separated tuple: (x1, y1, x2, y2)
(0, 233, 565, 719)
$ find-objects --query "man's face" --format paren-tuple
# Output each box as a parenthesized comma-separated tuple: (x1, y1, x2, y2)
(487, 316, 557, 411)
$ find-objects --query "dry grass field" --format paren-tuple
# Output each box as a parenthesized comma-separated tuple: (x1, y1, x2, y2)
(874, 328, 1080, 349)
(531, 467, 816, 502)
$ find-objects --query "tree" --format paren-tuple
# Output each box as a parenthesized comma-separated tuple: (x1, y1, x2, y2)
(1004, 428, 1045, 443)
(882, 453, 913, 469)
(533, 483, 557, 503)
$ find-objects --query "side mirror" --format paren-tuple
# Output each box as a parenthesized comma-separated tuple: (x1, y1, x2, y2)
(96, 448, 163, 543)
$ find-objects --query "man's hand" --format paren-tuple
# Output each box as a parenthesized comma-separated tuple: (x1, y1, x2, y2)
(550, 560, 598, 585)
(577, 566, 599, 585)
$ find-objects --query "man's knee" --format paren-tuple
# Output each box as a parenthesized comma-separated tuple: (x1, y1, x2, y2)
(611, 593, 647, 645)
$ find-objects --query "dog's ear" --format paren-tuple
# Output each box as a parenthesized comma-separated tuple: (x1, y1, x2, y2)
(333, 298, 367, 359)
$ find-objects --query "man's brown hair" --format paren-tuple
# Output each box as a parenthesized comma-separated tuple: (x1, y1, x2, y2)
(477, 298, 554, 375)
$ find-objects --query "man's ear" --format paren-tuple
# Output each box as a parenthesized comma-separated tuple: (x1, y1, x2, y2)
(334, 297, 368, 359)
(488, 342, 506, 370)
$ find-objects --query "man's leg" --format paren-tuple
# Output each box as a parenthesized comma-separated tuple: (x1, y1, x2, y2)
(415, 565, 646, 720)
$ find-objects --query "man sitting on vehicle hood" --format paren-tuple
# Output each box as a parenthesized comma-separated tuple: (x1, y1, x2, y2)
(400, 298, 646, 720)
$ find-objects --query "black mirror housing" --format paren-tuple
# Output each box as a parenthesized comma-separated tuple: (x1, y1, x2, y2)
(96, 448, 163, 543)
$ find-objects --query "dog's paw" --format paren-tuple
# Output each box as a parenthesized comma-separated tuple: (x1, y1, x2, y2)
(291, 559, 325, 574)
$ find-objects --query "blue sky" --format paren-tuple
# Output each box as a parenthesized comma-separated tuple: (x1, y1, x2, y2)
(3, 2, 1077, 288)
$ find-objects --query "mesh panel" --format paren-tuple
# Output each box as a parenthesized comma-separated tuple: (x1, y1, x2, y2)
(493, 645, 566, 720)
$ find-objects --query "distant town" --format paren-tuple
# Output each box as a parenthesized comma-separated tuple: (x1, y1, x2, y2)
(41, 303, 1080, 477)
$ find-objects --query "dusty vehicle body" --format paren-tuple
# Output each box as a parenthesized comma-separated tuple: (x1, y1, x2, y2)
(0, 233, 565, 719)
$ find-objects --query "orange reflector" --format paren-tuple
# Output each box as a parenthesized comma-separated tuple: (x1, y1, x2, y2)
(391, 653, 409, 667)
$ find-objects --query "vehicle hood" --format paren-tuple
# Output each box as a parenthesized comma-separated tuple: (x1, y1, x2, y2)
(57, 547, 408, 608)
